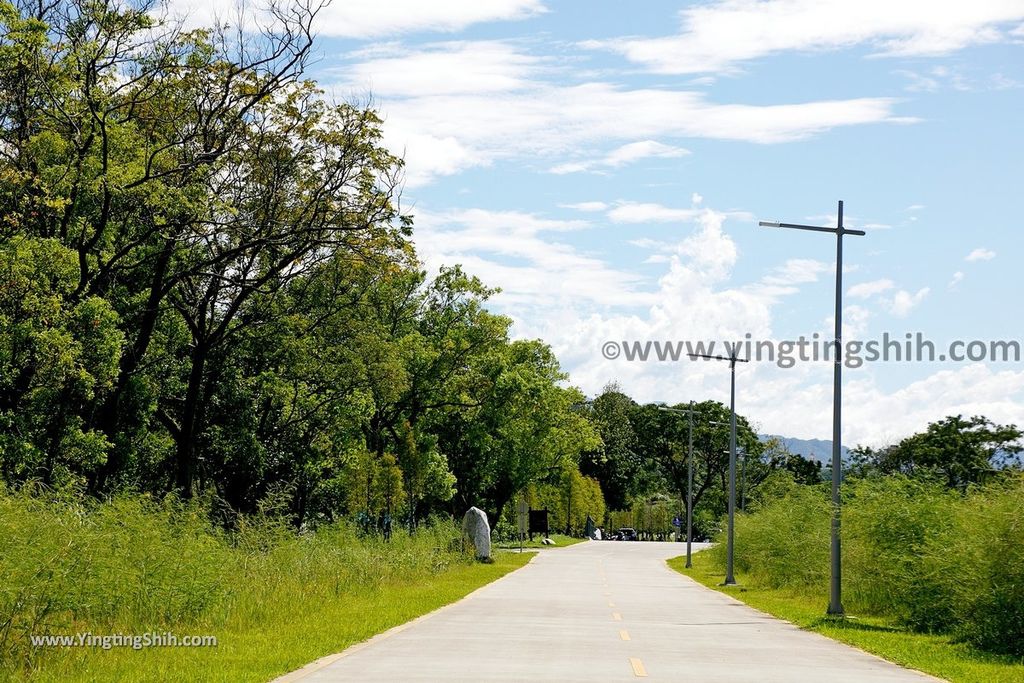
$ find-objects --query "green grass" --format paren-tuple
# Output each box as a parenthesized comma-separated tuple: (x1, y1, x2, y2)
(0, 490, 535, 682)
(668, 552, 1024, 683)
(494, 533, 586, 549)
(13, 551, 531, 683)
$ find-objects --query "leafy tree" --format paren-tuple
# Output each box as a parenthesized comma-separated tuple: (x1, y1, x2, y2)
(437, 340, 601, 525)
(856, 415, 1022, 490)
(631, 400, 773, 536)
(0, 236, 122, 485)
(578, 383, 653, 510)
(781, 450, 823, 485)
(530, 464, 605, 536)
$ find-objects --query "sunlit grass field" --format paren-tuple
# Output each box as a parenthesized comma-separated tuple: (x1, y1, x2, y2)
(0, 490, 532, 682)
(670, 552, 1024, 683)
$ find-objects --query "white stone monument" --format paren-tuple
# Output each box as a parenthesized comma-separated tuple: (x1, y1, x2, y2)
(461, 507, 491, 561)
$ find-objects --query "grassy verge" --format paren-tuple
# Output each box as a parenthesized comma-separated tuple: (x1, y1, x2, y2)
(0, 491, 534, 682)
(494, 533, 586, 550)
(668, 552, 1024, 683)
(16, 551, 531, 683)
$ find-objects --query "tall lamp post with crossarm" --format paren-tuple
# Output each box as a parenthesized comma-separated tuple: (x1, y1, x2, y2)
(759, 200, 865, 617)
(689, 351, 748, 585)
(655, 402, 697, 568)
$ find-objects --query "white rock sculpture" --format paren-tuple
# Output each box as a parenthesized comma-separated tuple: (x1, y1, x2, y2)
(461, 507, 491, 560)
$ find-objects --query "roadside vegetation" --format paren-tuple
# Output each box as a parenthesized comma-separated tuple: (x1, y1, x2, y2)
(673, 542, 1024, 683)
(3, 1, 1023, 681)
(671, 463, 1024, 681)
(0, 488, 531, 682)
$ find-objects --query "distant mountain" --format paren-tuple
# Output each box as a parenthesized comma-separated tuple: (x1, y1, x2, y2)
(760, 435, 851, 464)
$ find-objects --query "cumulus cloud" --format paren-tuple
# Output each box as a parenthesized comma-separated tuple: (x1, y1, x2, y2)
(885, 288, 930, 317)
(607, 202, 703, 224)
(966, 247, 996, 261)
(412, 198, 1021, 445)
(848, 278, 895, 299)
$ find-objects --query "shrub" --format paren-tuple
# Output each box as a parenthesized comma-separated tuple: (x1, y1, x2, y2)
(843, 476, 956, 624)
(0, 487, 469, 673)
(713, 483, 829, 589)
(938, 475, 1024, 655)
(707, 472, 1024, 657)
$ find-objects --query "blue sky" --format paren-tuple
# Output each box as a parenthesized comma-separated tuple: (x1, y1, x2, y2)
(173, 0, 1024, 446)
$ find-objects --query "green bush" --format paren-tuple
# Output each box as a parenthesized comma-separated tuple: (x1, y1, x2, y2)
(0, 490, 232, 667)
(0, 487, 469, 673)
(937, 476, 1024, 654)
(708, 473, 1024, 656)
(843, 477, 956, 624)
(718, 483, 829, 589)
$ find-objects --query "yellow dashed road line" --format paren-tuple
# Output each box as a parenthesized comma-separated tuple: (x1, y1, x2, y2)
(630, 658, 648, 677)
(612, 612, 622, 621)
(619, 629, 631, 641)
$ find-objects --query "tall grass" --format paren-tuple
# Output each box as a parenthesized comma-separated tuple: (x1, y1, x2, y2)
(707, 473, 1024, 657)
(0, 487, 472, 678)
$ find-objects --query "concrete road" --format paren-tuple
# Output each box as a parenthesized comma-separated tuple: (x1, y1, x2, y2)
(276, 541, 940, 682)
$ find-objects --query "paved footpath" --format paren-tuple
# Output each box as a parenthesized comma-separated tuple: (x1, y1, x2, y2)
(276, 541, 941, 682)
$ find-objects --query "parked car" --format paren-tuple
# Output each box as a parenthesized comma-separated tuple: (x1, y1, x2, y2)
(616, 527, 638, 541)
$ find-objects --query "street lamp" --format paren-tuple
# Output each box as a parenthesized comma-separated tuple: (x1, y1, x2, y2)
(656, 401, 697, 568)
(692, 351, 748, 585)
(714, 443, 748, 511)
(759, 200, 865, 617)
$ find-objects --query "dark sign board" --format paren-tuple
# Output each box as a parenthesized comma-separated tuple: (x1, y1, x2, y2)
(528, 508, 549, 536)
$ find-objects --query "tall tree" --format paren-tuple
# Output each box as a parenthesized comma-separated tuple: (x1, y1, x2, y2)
(578, 383, 651, 510)
(860, 415, 1022, 490)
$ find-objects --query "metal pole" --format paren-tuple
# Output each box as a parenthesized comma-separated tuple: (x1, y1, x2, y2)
(686, 401, 694, 568)
(828, 200, 845, 616)
(726, 359, 737, 585)
(688, 355, 747, 585)
(740, 449, 747, 512)
(759, 201, 863, 617)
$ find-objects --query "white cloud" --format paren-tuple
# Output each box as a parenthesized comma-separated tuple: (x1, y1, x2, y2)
(163, 0, 546, 37)
(560, 201, 609, 212)
(691, 193, 704, 206)
(757, 364, 1024, 447)
(607, 202, 703, 224)
(629, 238, 667, 249)
(848, 278, 895, 299)
(761, 259, 829, 287)
(338, 41, 542, 97)
(550, 140, 690, 174)
(412, 208, 652, 308)
(948, 271, 965, 289)
(332, 42, 909, 186)
(895, 65, 1019, 92)
(414, 201, 1021, 446)
(885, 287, 930, 317)
(589, 1, 1024, 74)
(966, 247, 996, 261)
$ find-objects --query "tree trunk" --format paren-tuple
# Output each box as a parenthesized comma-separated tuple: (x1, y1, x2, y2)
(91, 239, 174, 492)
(175, 342, 208, 497)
